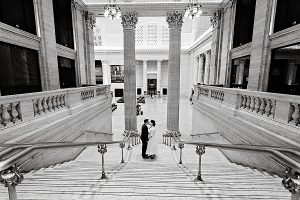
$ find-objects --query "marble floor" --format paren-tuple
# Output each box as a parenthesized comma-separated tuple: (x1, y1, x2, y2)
(112, 96, 193, 141)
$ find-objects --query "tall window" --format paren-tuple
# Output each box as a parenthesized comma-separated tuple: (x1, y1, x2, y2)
(233, 0, 256, 48)
(274, 0, 300, 32)
(268, 44, 300, 95)
(58, 57, 76, 88)
(0, 0, 36, 34)
(0, 42, 41, 96)
(53, 0, 74, 49)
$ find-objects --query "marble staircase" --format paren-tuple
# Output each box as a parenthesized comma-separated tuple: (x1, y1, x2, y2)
(0, 142, 290, 200)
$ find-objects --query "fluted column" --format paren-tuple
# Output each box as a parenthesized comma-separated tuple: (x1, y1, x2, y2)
(122, 12, 138, 133)
(204, 51, 211, 85)
(238, 59, 246, 85)
(143, 60, 148, 95)
(157, 60, 162, 95)
(209, 11, 221, 85)
(198, 54, 205, 84)
(84, 11, 96, 84)
(166, 11, 183, 134)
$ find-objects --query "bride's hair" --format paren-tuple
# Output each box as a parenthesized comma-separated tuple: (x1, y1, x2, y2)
(151, 120, 156, 126)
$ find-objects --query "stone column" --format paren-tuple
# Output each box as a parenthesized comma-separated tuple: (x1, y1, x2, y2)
(204, 51, 211, 85)
(209, 11, 221, 85)
(102, 61, 111, 85)
(84, 12, 96, 84)
(238, 59, 246, 85)
(37, 0, 60, 90)
(198, 54, 205, 84)
(143, 60, 148, 95)
(157, 60, 162, 95)
(166, 11, 183, 134)
(122, 12, 138, 134)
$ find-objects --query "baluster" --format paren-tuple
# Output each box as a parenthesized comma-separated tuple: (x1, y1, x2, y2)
(56, 96, 60, 109)
(0, 106, 3, 126)
(52, 96, 57, 110)
(47, 97, 52, 112)
(246, 96, 251, 109)
(259, 98, 266, 115)
(33, 100, 38, 116)
(242, 95, 247, 109)
(37, 99, 43, 115)
(16, 103, 21, 121)
(62, 95, 66, 107)
(265, 99, 272, 117)
(42, 98, 48, 113)
(1, 105, 11, 126)
(255, 97, 261, 113)
(10, 103, 19, 123)
(291, 103, 300, 126)
(271, 100, 276, 118)
(250, 96, 255, 112)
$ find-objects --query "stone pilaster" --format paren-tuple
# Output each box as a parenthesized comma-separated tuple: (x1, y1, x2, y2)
(37, 0, 60, 90)
(204, 51, 211, 85)
(209, 11, 221, 85)
(122, 12, 138, 132)
(198, 54, 205, 84)
(143, 60, 148, 95)
(84, 11, 96, 84)
(157, 60, 162, 95)
(166, 11, 183, 133)
(247, 0, 273, 91)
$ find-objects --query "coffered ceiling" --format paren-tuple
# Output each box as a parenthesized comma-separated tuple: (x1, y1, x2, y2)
(82, 0, 226, 17)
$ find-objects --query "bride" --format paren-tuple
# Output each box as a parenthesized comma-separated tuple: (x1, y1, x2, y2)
(146, 120, 157, 159)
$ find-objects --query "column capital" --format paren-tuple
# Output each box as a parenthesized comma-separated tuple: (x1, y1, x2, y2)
(210, 11, 221, 28)
(199, 53, 205, 60)
(166, 11, 183, 29)
(121, 12, 138, 30)
(239, 58, 247, 65)
(85, 11, 96, 30)
(205, 50, 211, 57)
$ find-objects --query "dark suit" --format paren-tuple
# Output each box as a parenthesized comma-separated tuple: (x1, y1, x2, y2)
(141, 124, 149, 158)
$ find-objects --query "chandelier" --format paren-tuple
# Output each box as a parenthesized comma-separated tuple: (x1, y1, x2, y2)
(184, 0, 202, 19)
(104, 0, 121, 20)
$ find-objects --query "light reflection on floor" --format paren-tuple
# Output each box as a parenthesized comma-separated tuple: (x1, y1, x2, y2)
(112, 96, 193, 141)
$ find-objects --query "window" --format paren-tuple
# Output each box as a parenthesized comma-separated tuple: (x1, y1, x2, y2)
(230, 58, 250, 89)
(58, 57, 76, 88)
(115, 89, 123, 97)
(274, 0, 300, 32)
(268, 44, 300, 95)
(53, 0, 74, 49)
(162, 88, 167, 95)
(233, 0, 256, 48)
(0, 42, 41, 96)
(137, 88, 142, 95)
(0, 0, 36, 34)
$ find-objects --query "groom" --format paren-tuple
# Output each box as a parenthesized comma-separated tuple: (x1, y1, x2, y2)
(141, 119, 150, 159)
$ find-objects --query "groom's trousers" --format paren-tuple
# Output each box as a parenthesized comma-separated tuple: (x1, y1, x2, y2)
(142, 141, 148, 157)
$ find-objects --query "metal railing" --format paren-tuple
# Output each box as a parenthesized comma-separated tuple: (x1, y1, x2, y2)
(163, 133, 300, 199)
(0, 131, 140, 200)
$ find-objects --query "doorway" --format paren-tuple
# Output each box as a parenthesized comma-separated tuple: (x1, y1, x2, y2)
(148, 79, 157, 95)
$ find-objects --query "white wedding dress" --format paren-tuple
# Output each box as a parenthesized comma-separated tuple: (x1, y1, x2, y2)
(146, 126, 157, 155)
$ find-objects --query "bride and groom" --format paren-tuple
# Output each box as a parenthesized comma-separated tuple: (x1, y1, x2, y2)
(141, 119, 157, 159)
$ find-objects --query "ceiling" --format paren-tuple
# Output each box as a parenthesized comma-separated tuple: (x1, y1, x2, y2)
(82, 0, 226, 17)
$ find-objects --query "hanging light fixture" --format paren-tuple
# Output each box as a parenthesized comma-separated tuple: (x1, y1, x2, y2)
(184, 0, 202, 19)
(104, 0, 121, 20)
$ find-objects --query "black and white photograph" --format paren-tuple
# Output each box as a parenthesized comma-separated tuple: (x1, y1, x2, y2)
(0, 0, 299, 199)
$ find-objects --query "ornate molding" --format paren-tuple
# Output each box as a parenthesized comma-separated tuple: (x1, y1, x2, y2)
(166, 11, 183, 29)
(85, 11, 96, 30)
(210, 11, 221, 28)
(121, 12, 138, 30)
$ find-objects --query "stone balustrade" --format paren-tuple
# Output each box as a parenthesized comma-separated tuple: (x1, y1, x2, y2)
(194, 85, 300, 128)
(0, 85, 109, 129)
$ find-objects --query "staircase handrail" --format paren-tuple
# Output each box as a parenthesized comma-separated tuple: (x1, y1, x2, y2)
(0, 140, 124, 172)
(182, 141, 300, 172)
